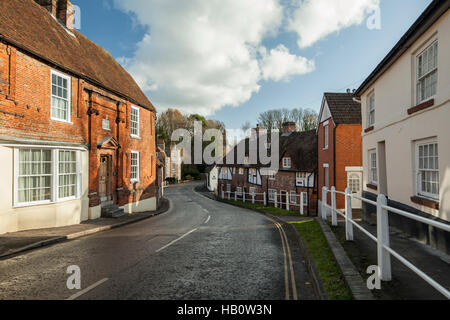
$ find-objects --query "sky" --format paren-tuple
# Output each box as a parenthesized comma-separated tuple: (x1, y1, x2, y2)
(72, 0, 433, 131)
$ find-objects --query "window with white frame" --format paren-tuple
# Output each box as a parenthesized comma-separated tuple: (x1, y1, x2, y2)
(296, 172, 307, 186)
(51, 70, 71, 122)
(249, 187, 256, 195)
(290, 191, 296, 204)
(236, 187, 243, 196)
(227, 184, 231, 192)
(248, 168, 258, 184)
(130, 106, 140, 138)
(268, 189, 276, 201)
(369, 150, 377, 185)
(130, 151, 140, 182)
(368, 92, 375, 127)
(416, 41, 438, 104)
(417, 140, 439, 200)
(324, 124, 329, 149)
(102, 119, 110, 131)
(58, 150, 77, 199)
(15, 148, 81, 206)
(239, 168, 244, 175)
(282, 157, 291, 169)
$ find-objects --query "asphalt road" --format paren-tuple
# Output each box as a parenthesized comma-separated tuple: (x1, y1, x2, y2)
(0, 183, 316, 300)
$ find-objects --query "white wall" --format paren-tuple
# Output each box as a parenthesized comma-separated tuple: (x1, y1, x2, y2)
(361, 10, 450, 221)
(0, 146, 90, 234)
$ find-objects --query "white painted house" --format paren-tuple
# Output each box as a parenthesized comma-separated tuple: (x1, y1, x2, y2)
(355, 0, 450, 253)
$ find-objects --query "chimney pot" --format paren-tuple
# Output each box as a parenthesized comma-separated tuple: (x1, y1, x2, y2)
(282, 122, 296, 134)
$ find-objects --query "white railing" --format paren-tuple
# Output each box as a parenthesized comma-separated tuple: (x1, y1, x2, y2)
(221, 189, 307, 215)
(321, 186, 450, 299)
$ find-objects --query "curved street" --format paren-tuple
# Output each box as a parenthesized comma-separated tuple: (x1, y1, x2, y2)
(0, 183, 316, 300)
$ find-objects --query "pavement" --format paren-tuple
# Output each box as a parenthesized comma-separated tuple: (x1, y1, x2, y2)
(0, 199, 170, 260)
(329, 213, 450, 300)
(0, 182, 317, 300)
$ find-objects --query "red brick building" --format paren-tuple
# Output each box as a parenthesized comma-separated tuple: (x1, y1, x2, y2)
(317, 93, 362, 211)
(0, 0, 157, 234)
(218, 124, 318, 215)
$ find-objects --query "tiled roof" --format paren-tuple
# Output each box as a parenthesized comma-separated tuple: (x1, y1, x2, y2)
(324, 92, 361, 124)
(0, 0, 154, 111)
(220, 130, 317, 172)
(279, 130, 317, 172)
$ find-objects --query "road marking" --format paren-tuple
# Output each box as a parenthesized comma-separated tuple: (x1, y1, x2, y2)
(156, 228, 198, 253)
(66, 278, 109, 300)
(203, 208, 209, 213)
(279, 224, 298, 300)
(204, 215, 211, 224)
(268, 218, 298, 301)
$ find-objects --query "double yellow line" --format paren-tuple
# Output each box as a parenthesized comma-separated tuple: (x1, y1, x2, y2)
(268, 217, 298, 300)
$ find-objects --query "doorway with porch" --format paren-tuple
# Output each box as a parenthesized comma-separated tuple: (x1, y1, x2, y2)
(99, 154, 113, 206)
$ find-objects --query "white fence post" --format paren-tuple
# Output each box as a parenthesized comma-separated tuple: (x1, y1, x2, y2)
(228, 191, 230, 201)
(377, 194, 392, 281)
(274, 191, 278, 208)
(243, 192, 246, 203)
(300, 194, 304, 215)
(235, 191, 237, 202)
(264, 192, 267, 206)
(286, 193, 290, 211)
(252, 194, 255, 204)
(331, 187, 337, 226)
(222, 190, 224, 199)
(322, 187, 328, 220)
(345, 188, 354, 241)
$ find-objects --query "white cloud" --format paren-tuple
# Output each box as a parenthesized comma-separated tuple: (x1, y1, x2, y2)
(113, 0, 316, 116)
(287, 0, 380, 48)
(260, 45, 315, 82)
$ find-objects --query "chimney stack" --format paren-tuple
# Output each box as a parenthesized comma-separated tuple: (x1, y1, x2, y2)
(35, 0, 75, 30)
(35, 0, 58, 16)
(282, 122, 296, 134)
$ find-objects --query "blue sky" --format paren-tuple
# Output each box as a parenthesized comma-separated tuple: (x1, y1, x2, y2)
(72, 0, 432, 130)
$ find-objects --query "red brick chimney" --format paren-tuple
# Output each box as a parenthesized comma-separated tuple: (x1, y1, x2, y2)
(35, 0, 74, 30)
(56, 0, 75, 30)
(282, 122, 296, 134)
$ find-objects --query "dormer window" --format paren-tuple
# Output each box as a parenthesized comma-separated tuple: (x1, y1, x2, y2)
(282, 157, 291, 169)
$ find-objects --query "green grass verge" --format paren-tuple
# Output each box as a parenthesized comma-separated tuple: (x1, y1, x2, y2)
(218, 198, 304, 217)
(292, 220, 353, 300)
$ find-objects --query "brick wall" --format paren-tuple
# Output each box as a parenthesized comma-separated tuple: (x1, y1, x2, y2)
(335, 124, 362, 208)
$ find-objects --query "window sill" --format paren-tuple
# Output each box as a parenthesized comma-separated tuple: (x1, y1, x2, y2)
(411, 196, 439, 210)
(408, 99, 434, 115)
(131, 135, 141, 140)
(51, 118, 73, 125)
(366, 183, 378, 191)
(364, 126, 374, 133)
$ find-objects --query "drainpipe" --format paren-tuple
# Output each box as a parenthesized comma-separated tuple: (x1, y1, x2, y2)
(115, 101, 122, 205)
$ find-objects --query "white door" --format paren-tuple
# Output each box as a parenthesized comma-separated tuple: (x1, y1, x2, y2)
(347, 172, 362, 209)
